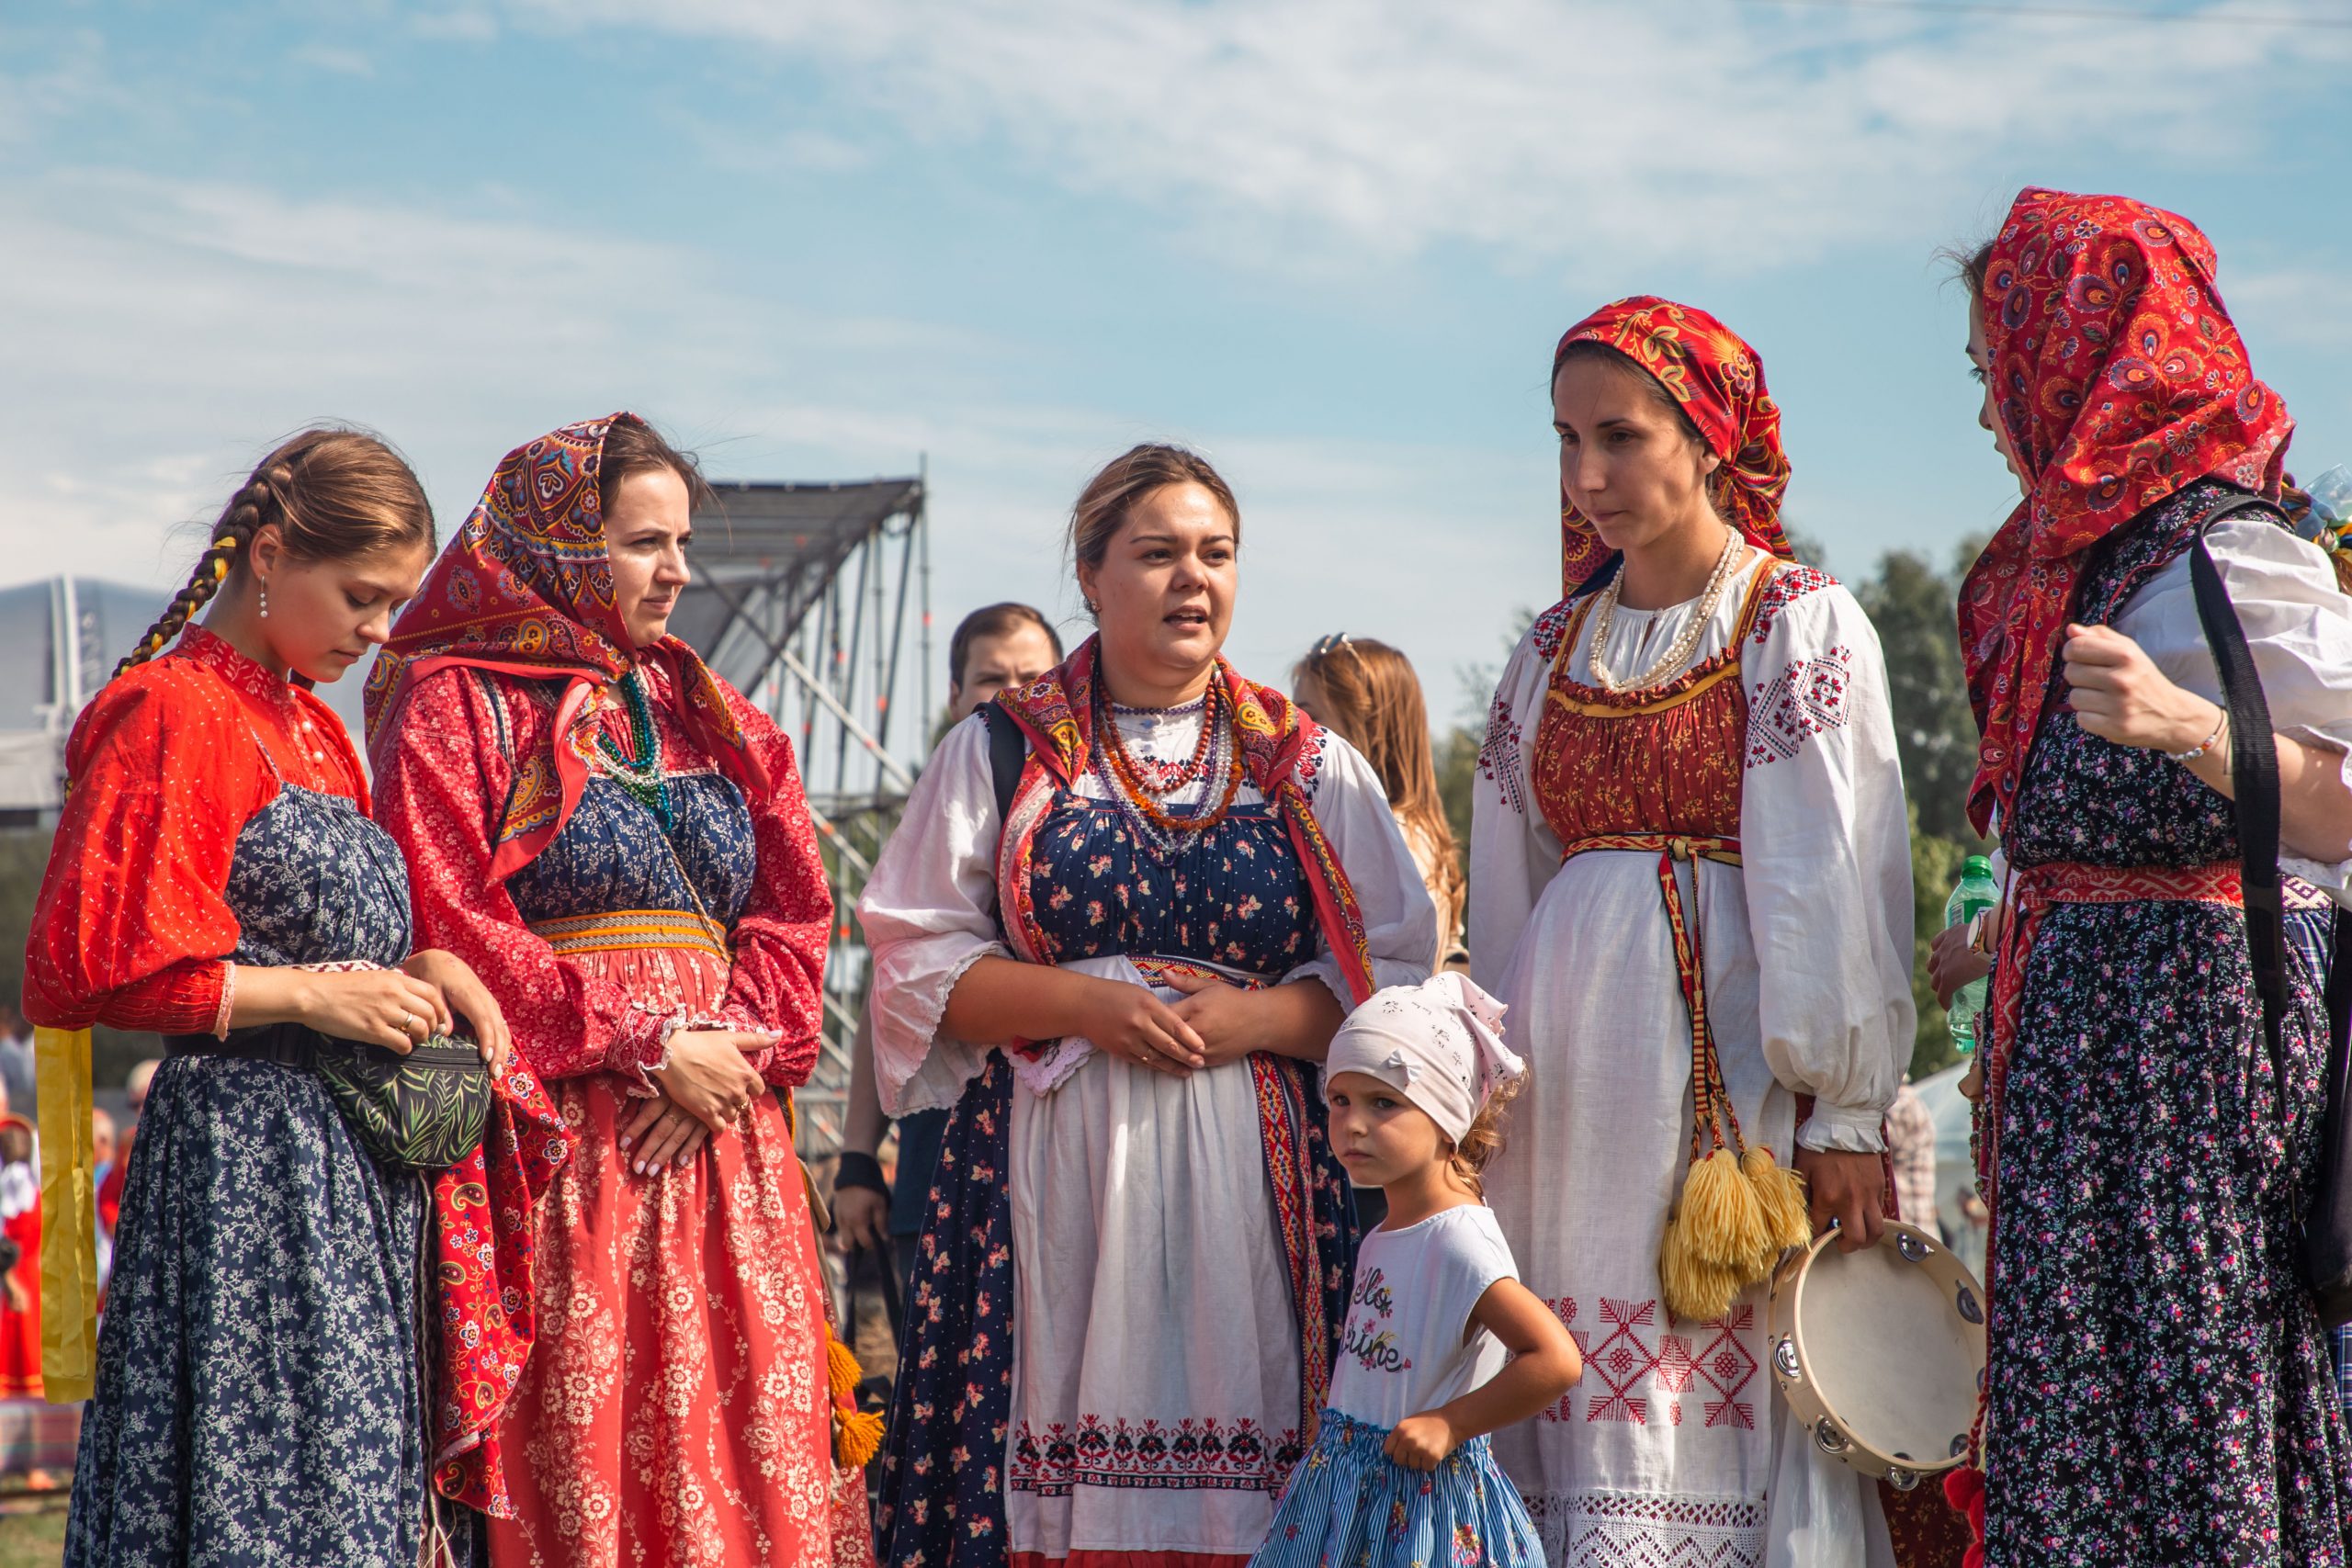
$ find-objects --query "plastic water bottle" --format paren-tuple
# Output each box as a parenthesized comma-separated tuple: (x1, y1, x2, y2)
(1944, 854, 1999, 1054)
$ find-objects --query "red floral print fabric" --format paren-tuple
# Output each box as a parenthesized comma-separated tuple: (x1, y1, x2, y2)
(368, 661, 829, 1089)
(1552, 297, 1793, 596)
(1957, 186, 2295, 836)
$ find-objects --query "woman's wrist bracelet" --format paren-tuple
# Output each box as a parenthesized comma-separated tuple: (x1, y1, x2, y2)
(833, 1149, 890, 1196)
(2165, 705, 2229, 763)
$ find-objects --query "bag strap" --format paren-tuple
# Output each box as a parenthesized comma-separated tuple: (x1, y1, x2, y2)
(979, 698, 1026, 826)
(2186, 495, 2290, 1061)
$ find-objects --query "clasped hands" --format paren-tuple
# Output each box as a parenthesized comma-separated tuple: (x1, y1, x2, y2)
(1075, 968, 1275, 1076)
(621, 1028, 774, 1174)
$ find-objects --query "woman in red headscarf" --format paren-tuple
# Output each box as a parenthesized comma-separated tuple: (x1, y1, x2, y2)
(1937, 190, 2352, 1564)
(366, 415, 874, 1567)
(1470, 299, 1915, 1562)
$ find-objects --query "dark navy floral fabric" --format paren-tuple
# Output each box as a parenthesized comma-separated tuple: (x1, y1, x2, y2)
(1986, 484, 2352, 1565)
(69, 784, 428, 1568)
(1023, 794, 1316, 975)
(876, 789, 1357, 1567)
(504, 772, 756, 927)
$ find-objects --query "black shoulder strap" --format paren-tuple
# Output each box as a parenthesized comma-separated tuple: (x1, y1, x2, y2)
(978, 698, 1026, 828)
(2187, 494, 2290, 1061)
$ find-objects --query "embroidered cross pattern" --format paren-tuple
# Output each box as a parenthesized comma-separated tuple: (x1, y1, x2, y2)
(1747, 646, 1853, 767)
(1543, 1297, 1757, 1429)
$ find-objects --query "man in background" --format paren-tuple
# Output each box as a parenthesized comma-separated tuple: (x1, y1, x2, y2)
(832, 603, 1063, 1291)
(0, 1002, 34, 1128)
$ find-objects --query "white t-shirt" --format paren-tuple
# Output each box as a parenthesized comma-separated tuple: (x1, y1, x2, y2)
(1328, 1201, 1519, 1427)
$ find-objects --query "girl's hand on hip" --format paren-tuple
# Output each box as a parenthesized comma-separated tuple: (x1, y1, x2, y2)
(651, 1029, 771, 1134)
(1078, 979, 1205, 1076)
(618, 1089, 711, 1174)
(2063, 623, 2218, 753)
(302, 967, 450, 1053)
(1793, 1145, 1885, 1254)
(1382, 1411, 1457, 1471)
(401, 949, 513, 1076)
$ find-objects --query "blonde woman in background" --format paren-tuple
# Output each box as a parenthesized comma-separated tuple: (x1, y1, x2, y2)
(1294, 635, 1467, 973)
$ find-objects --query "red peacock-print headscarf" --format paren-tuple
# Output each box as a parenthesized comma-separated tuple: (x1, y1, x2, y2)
(363, 413, 761, 879)
(1553, 297, 1794, 596)
(1957, 188, 2295, 837)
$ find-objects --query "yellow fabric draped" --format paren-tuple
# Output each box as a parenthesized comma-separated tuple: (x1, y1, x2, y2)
(34, 1026, 97, 1403)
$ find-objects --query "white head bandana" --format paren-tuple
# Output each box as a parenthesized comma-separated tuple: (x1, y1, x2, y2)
(1326, 973, 1523, 1145)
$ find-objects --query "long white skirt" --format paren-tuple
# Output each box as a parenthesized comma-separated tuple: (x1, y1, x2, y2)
(1005, 1045, 1303, 1562)
(1484, 849, 1892, 1568)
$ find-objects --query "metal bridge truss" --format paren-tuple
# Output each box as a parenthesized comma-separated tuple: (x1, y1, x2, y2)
(673, 475, 931, 1153)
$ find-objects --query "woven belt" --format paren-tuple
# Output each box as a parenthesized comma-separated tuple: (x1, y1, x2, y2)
(1560, 831, 1742, 870)
(2010, 859, 2242, 913)
(528, 908, 731, 962)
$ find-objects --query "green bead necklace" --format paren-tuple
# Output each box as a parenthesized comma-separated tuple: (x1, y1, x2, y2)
(595, 666, 676, 830)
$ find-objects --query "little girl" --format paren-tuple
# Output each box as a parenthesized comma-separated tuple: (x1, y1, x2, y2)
(1255, 974, 1579, 1567)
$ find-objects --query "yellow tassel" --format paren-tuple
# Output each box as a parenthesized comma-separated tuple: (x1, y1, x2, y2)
(1743, 1145, 1815, 1258)
(211, 556, 229, 581)
(1657, 1213, 1746, 1325)
(1677, 1145, 1770, 1270)
(832, 1405, 885, 1470)
(826, 1330, 864, 1402)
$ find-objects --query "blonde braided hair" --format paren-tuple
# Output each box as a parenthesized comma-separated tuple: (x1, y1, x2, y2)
(115, 430, 434, 677)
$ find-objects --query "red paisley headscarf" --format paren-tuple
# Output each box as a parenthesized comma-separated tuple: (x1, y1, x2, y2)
(363, 413, 761, 879)
(1553, 297, 1793, 595)
(1957, 188, 2295, 836)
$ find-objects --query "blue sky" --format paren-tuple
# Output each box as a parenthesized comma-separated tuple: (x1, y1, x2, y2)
(6, 0, 2348, 749)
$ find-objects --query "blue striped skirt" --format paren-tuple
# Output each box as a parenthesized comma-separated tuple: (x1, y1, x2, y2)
(1251, 1409, 1542, 1568)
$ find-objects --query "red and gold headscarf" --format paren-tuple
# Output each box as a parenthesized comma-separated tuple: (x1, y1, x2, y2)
(1957, 188, 2294, 836)
(1553, 297, 1793, 595)
(364, 413, 758, 879)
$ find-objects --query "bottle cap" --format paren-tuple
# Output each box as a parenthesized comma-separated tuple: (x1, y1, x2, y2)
(1963, 854, 1994, 877)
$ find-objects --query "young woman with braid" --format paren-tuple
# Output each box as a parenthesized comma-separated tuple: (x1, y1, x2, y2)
(23, 429, 562, 1567)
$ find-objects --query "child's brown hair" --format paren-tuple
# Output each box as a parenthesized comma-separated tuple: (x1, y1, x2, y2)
(1445, 1071, 1525, 1201)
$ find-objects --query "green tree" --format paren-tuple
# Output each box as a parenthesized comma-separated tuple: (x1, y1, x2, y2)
(1851, 535, 1993, 1077)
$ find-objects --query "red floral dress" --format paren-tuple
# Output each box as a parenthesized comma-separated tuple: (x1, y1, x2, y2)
(374, 657, 872, 1568)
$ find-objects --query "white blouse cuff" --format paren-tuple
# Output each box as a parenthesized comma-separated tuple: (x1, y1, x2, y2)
(1794, 1099, 1888, 1155)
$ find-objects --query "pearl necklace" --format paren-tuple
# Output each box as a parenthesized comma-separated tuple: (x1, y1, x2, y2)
(1585, 530, 1746, 693)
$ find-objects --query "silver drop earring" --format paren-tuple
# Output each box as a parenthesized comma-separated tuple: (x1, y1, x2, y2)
(257, 581, 269, 618)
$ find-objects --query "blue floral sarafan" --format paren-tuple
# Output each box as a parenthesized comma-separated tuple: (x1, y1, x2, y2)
(70, 779, 428, 1568)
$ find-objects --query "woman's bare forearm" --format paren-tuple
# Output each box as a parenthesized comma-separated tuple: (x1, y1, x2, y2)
(2177, 709, 2352, 865)
(939, 955, 1112, 1045)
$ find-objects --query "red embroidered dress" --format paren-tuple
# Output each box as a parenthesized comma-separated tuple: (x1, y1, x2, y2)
(368, 416, 871, 1567)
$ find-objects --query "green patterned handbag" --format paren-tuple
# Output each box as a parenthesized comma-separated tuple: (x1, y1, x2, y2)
(311, 1032, 493, 1174)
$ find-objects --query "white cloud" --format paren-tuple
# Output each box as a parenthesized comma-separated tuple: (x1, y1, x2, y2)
(0, 165, 1543, 739)
(499, 0, 2341, 273)
(288, 41, 377, 77)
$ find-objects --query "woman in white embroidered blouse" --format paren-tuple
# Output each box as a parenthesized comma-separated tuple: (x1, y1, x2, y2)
(859, 444, 1435, 1568)
(1470, 299, 1912, 1566)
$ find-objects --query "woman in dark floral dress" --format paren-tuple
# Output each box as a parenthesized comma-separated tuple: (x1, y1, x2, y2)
(24, 430, 557, 1567)
(1948, 188, 2352, 1564)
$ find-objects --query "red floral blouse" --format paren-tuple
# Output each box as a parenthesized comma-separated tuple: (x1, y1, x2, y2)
(26, 626, 365, 1032)
(368, 659, 831, 1089)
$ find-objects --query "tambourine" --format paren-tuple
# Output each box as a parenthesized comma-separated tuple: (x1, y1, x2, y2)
(1766, 1220, 1985, 1490)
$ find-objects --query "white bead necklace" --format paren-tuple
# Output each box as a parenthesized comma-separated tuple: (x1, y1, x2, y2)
(1584, 529, 1746, 693)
